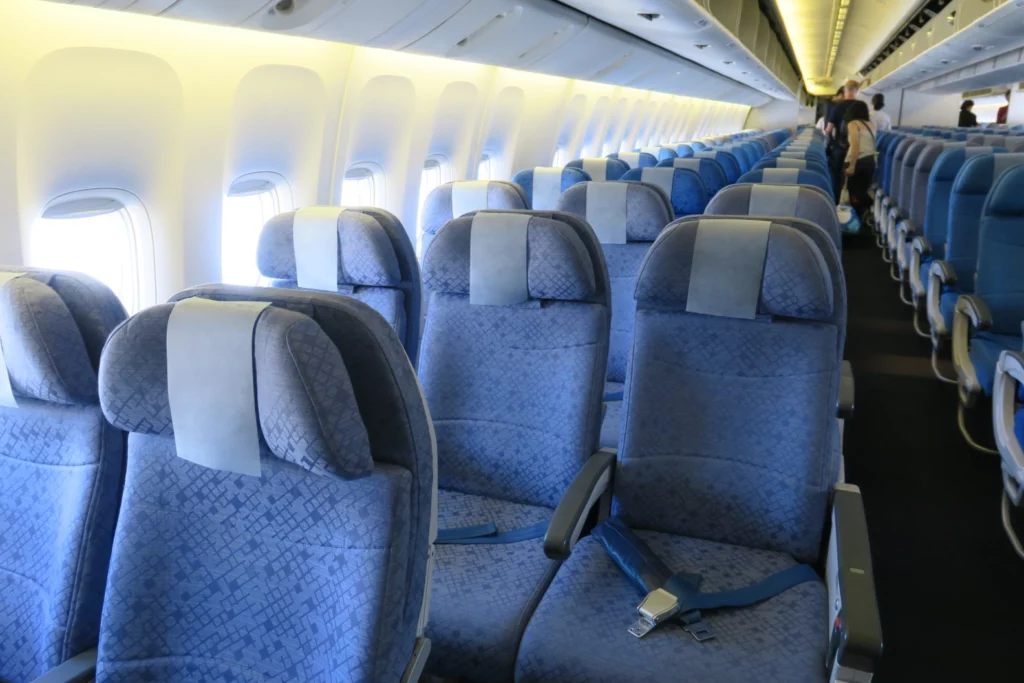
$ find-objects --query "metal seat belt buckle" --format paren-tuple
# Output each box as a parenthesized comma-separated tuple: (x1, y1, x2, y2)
(628, 588, 679, 639)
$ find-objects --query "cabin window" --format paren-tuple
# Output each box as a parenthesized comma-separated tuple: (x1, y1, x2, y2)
(552, 147, 569, 167)
(221, 172, 292, 286)
(32, 190, 150, 313)
(341, 164, 385, 208)
(477, 153, 495, 181)
(418, 155, 451, 254)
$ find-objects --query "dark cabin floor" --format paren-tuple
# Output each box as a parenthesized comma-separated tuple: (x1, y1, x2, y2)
(841, 233, 1024, 681)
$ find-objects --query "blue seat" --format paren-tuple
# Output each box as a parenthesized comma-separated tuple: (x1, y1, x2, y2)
(556, 182, 673, 449)
(637, 145, 677, 161)
(737, 168, 831, 196)
(689, 140, 707, 151)
(619, 167, 708, 218)
(671, 143, 694, 158)
(566, 157, 630, 181)
(258, 206, 423, 364)
(721, 142, 758, 173)
(417, 211, 610, 682)
(658, 156, 728, 195)
(0, 269, 126, 683)
(515, 217, 878, 683)
(421, 180, 529, 254)
(705, 182, 842, 250)
(512, 167, 591, 210)
(992, 350, 1024, 555)
(96, 287, 435, 681)
(606, 151, 658, 169)
(927, 153, 1024, 343)
(953, 165, 1024, 405)
(754, 156, 830, 183)
(691, 150, 741, 183)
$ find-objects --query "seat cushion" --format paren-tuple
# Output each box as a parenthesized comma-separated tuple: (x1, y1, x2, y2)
(515, 532, 828, 683)
(600, 382, 623, 449)
(1015, 407, 1024, 447)
(427, 489, 558, 683)
(969, 333, 1021, 396)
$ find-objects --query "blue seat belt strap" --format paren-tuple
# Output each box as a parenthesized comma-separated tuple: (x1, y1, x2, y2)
(436, 521, 548, 544)
(603, 391, 624, 402)
(592, 517, 818, 641)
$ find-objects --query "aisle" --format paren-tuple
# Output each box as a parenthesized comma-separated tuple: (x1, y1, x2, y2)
(841, 236, 1024, 681)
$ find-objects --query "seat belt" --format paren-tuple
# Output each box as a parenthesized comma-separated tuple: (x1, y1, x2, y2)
(436, 520, 548, 544)
(592, 517, 818, 641)
(603, 390, 624, 402)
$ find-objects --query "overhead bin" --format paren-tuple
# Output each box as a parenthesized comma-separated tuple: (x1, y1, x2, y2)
(159, 0, 273, 24)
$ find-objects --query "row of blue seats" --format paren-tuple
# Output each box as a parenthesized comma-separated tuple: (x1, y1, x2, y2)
(870, 125, 1024, 559)
(1, 127, 882, 683)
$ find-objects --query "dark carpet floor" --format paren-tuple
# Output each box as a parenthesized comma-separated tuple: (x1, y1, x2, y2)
(841, 234, 1024, 681)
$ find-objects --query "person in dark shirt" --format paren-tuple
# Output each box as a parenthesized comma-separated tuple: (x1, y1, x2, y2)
(959, 100, 978, 127)
(826, 80, 860, 201)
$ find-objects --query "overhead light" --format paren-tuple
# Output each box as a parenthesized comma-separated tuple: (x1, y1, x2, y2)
(723, 60, 733, 65)
(637, 12, 661, 21)
(694, 43, 709, 50)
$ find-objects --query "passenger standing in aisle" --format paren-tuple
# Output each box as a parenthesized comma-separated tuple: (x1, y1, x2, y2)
(825, 80, 860, 202)
(844, 100, 876, 221)
(958, 100, 978, 127)
(871, 93, 892, 132)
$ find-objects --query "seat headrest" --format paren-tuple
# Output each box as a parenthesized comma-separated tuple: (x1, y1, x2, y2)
(421, 212, 598, 302)
(954, 153, 1024, 195)
(421, 180, 528, 236)
(608, 151, 658, 169)
(986, 164, 1024, 216)
(673, 144, 694, 158)
(635, 218, 833, 321)
(99, 302, 374, 479)
(510, 167, 590, 210)
(258, 208, 402, 288)
(619, 168, 708, 218)
(555, 181, 673, 242)
(0, 276, 98, 406)
(566, 157, 630, 181)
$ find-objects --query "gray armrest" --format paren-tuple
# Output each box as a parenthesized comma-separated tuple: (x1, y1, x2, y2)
(838, 361, 854, 419)
(544, 448, 616, 561)
(895, 219, 916, 272)
(897, 217, 916, 239)
(30, 649, 96, 683)
(400, 637, 431, 683)
(911, 235, 932, 258)
(994, 351, 1024, 502)
(926, 260, 957, 338)
(952, 295, 993, 404)
(908, 237, 931, 299)
(827, 484, 883, 679)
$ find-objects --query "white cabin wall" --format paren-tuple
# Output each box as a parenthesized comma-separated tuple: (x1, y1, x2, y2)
(881, 89, 962, 127)
(0, 0, 754, 308)
(745, 97, 798, 133)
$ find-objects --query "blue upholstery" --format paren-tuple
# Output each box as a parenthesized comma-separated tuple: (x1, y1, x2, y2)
(672, 143, 694, 158)
(0, 269, 126, 683)
(946, 154, 1024, 288)
(1015, 407, 1024, 447)
(421, 180, 530, 240)
(737, 169, 831, 196)
(724, 143, 760, 173)
(96, 289, 434, 682)
(704, 184, 842, 251)
(881, 134, 907, 193)
(970, 333, 1021, 396)
(917, 146, 994, 257)
(419, 211, 609, 682)
(694, 150, 741, 183)
(897, 140, 932, 214)
(599, 381, 623, 449)
(607, 152, 658, 169)
(656, 157, 728, 195)
(516, 533, 828, 683)
(619, 168, 709, 218)
(511, 167, 591, 210)
(565, 158, 630, 181)
(258, 206, 422, 364)
(637, 146, 678, 161)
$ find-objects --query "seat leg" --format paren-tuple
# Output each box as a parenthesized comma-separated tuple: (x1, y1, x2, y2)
(1002, 492, 1024, 561)
(912, 304, 931, 339)
(889, 259, 901, 282)
(956, 402, 998, 455)
(931, 342, 957, 384)
(898, 278, 914, 306)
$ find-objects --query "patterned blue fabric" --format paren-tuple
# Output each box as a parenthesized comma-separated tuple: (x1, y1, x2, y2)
(556, 182, 673, 242)
(418, 295, 607, 508)
(421, 215, 598, 302)
(565, 158, 630, 181)
(510, 168, 591, 209)
(257, 207, 422, 365)
(427, 490, 557, 682)
(515, 533, 828, 683)
(619, 168, 709, 218)
(704, 184, 842, 251)
(723, 144, 756, 173)
(97, 436, 414, 682)
(754, 157, 831, 182)
(919, 147, 999, 252)
(881, 135, 907, 193)
(656, 157, 728, 195)
(737, 169, 831, 197)
(697, 150, 741, 183)
(607, 152, 657, 168)
(600, 381, 623, 449)
(1015, 408, 1024, 447)
(940, 290, 960, 331)
(98, 286, 435, 682)
(969, 333, 1021, 396)
(974, 165, 1024, 336)
(0, 271, 126, 683)
(421, 181, 529, 237)
(624, 220, 842, 562)
(672, 143, 694, 158)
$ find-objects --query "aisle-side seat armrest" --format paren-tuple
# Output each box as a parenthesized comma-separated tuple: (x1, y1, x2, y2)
(952, 295, 993, 404)
(908, 237, 932, 299)
(400, 638, 431, 683)
(911, 235, 932, 258)
(827, 485, 883, 680)
(897, 217, 916, 240)
(30, 649, 96, 683)
(926, 260, 957, 338)
(544, 448, 616, 561)
(838, 361, 854, 419)
(994, 351, 1024, 504)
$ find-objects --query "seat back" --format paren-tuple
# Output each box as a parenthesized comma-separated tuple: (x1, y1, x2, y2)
(98, 288, 434, 681)
(606, 151, 658, 169)
(0, 268, 126, 682)
(556, 183, 672, 388)
(638, 145, 677, 161)
(565, 157, 630, 181)
(672, 143, 694, 158)
(705, 183, 842, 250)
(889, 137, 920, 207)
(909, 141, 965, 228)
(421, 180, 528, 255)
(946, 153, 1024, 288)
(660, 156, 728, 195)
(258, 207, 422, 364)
(974, 165, 1024, 335)
(919, 146, 1001, 255)
(881, 133, 907, 193)
(418, 211, 610, 509)
(619, 167, 709, 218)
(615, 217, 842, 562)
(693, 149, 741, 183)
(511, 167, 590, 210)
(755, 156, 830, 181)
(721, 142, 756, 173)
(898, 139, 931, 212)
(737, 168, 832, 196)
